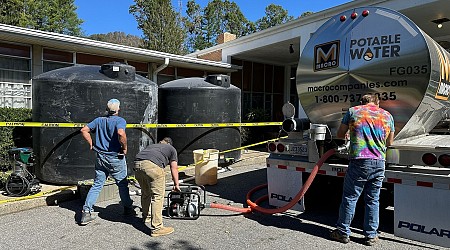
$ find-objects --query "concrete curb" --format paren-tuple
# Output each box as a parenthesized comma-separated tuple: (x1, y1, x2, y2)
(1, 189, 78, 215)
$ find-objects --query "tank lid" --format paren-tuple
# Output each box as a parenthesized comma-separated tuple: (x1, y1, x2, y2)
(100, 62, 135, 82)
(205, 74, 230, 88)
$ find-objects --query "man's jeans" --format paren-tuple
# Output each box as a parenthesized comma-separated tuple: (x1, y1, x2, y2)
(134, 160, 165, 230)
(336, 159, 385, 238)
(83, 153, 133, 212)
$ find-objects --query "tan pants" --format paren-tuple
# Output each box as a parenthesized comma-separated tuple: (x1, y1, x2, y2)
(134, 160, 165, 230)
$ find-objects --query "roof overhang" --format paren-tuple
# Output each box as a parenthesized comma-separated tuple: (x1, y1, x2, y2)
(0, 24, 238, 73)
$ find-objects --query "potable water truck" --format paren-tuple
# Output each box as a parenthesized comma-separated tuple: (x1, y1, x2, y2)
(266, 6, 450, 248)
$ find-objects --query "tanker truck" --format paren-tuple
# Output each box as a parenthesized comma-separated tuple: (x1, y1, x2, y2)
(266, 7, 450, 248)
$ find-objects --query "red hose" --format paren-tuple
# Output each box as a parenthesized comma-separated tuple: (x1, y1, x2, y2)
(209, 148, 336, 214)
(209, 202, 251, 213)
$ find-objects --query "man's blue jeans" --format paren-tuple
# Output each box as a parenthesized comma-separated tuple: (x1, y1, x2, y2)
(336, 159, 385, 238)
(83, 153, 133, 212)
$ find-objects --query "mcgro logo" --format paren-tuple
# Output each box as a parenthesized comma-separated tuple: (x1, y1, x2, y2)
(314, 40, 340, 71)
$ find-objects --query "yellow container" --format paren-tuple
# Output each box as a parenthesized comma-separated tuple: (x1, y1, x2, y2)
(193, 149, 219, 185)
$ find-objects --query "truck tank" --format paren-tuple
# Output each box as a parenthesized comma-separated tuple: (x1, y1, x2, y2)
(297, 7, 450, 140)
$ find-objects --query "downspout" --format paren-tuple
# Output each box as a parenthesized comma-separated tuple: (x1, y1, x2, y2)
(152, 58, 169, 83)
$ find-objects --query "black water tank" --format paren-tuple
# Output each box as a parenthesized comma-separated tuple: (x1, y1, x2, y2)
(158, 75, 241, 165)
(32, 62, 157, 184)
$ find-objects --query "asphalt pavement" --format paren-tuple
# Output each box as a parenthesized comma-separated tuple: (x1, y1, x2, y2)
(0, 151, 447, 250)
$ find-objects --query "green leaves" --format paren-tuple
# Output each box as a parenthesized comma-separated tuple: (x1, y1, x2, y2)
(88, 32, 144, 48)
(185, 0, 253, 52)
(255, 4, 294, 31)
(0, 108, 32, 170)
(130, 0, 186, 54)
(0, 0, 83, 36)
(183, 1, 295, 53)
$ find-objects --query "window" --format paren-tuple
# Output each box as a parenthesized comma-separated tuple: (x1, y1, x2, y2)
(230, 59, 242, 89)
(43, 48, 74, 72)
(158, 67, 176, 85)
(252, 63, 264, 92)
(0, 42, 31, 108)
(177, 67, 205, 78)
(264, 65, 273, 93)
(242, 61, 252, 91)
(76, 53, 123, 65)
(127, 61, 148, 78)
(231, 58, 286, 122)
(273, 66, 284, 94)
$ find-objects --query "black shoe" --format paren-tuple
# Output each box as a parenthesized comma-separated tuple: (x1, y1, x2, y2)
(330, 229, 350, 244)
(123, 206, 136, 216)
(364, 236, 379, 246)
(80, 211, 97, 225)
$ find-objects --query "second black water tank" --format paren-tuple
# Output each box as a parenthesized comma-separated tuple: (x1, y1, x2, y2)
(158, 75, 241, 165)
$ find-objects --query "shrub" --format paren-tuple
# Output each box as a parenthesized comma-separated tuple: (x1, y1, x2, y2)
(0, 108, 32, 170)
(241, 108, 271, 145)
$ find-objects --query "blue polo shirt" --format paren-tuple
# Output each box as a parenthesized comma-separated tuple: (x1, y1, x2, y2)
(87, 115, 126, 155)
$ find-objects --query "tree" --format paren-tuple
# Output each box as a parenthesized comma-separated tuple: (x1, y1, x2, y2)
(300, 11, 314, 18)
(0, 0, 83, 36)
(184, 0, 253, 53)
(255, 4, 294, 31)
(88, 32, 144, 48)
(0, 0, 22, 26)
(130, 0, 186, 54)
(184, 0, 207, 53)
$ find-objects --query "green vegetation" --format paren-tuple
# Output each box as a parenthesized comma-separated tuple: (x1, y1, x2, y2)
(0, 108, 32, 171)
(255, 4, 294, 31)
(0, 0, 83, 36)
(130, 0, 186, 54)
(241, 108, 272, 145)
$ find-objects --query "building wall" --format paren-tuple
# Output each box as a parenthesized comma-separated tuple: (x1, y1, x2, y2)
(198, 49, 222, 62)
(0, 40, 216, 108)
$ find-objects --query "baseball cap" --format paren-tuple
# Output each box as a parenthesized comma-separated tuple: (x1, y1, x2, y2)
(107, 99, 120, 114)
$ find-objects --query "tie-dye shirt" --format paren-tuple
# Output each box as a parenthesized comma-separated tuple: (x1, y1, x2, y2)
(342, 103, 395, 160)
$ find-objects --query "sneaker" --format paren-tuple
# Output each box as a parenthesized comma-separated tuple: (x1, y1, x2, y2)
(364, 236, 379, 246)
(123, 206, 136, 216)
(151, 226, 174, 237)
(330, 229, 350, 244)
(80, 211, 97, 225)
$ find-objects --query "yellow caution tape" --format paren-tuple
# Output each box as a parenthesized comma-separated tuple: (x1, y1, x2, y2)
(0, 122, 86, 127)
(0, 122, 281, 128)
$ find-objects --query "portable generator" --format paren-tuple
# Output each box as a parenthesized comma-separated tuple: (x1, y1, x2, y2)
(166, 185, 205, 219)
(5, 148, 41, 197)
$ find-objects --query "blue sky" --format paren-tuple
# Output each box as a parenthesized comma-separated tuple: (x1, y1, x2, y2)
(75, 0, 352, 37)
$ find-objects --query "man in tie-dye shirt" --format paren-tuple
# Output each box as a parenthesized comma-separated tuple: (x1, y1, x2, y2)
(330, 94, 395, 246)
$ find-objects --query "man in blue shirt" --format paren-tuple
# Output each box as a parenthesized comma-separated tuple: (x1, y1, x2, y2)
(79, 99, 134, 225)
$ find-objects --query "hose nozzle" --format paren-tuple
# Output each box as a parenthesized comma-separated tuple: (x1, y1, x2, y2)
(337, 140, 350, 153)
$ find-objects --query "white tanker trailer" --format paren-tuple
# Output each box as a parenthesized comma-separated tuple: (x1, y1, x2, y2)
(266, 7, 450, 247)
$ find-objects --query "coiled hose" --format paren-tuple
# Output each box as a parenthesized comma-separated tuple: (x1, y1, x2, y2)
(208, 148, 337, 214)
